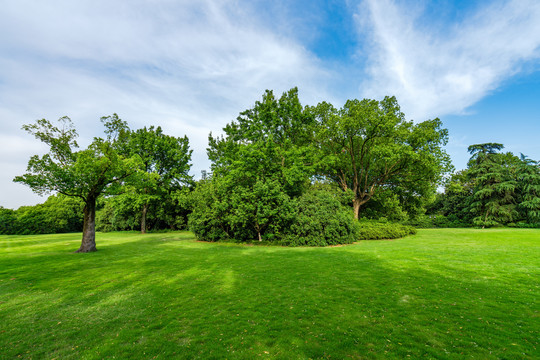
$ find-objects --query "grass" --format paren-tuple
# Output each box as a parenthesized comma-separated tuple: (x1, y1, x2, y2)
(0, 229, 538, 359)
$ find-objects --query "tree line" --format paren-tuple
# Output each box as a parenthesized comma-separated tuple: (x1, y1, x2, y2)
(428, 143, 540, 228)
(4, 88, 539, 251)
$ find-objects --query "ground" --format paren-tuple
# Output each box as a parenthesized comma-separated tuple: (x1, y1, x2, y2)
(0, 229, 538, 359)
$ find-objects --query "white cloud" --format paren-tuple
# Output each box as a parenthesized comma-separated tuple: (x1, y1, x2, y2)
(357, 0, 540, 120)
(0, 0, 330, 208)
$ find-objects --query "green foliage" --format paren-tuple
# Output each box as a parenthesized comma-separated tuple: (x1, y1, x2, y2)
(0, 195, 83, 235)
(356, 220, 417, 240)
(188, 178, 234, 242)
(467, 146, 520, 227)
(432, 144, 540, 228)
(0, 207, 17, 234)
(189, 178, 363, 246)
(191, 88, 318, 244)
(208, 87, 315, 198)
(14, 115, 139, 200)
(96, 188, 192, 232)
(281, 188, 360, 246)
(357, 189, 409, 222)
(118, 126, 193, 233)
(406, 214, 469, 228)
(14, 115, 142, 251)
(188, 176, 295, 243)
(310, 96, 452, 218)
(516, 155, 540, 224)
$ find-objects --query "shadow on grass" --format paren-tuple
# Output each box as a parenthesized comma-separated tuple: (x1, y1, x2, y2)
(0, 231, 538, 359)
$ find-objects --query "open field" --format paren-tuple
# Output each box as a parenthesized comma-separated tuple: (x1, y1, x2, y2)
(0, 229, 538, 359)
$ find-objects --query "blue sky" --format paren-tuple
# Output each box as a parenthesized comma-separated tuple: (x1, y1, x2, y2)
(1, 0, 539, 209)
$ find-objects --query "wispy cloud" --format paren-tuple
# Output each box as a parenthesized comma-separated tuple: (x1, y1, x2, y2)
(357, 0, 540, 120)
(0, 0, 329, 208)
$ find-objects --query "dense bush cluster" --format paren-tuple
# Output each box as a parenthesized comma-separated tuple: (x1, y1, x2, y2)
(356, 220, 417, 240)
(0, 195, 83, 235)
(189, 181, 361, 245)
(280, 189, 360, 246)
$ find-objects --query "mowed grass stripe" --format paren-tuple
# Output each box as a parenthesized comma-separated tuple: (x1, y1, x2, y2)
(0, 229, 538, 359)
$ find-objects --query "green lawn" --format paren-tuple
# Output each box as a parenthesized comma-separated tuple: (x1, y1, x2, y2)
(0, 229, 538, 359)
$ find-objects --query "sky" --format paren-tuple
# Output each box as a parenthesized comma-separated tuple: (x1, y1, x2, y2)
(1, 0, 539, 209)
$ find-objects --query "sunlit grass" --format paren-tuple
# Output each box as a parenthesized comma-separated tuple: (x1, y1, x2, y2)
(0, 229, 538, 359)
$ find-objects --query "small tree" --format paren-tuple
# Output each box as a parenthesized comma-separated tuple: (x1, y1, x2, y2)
(14, 115, 141, 252)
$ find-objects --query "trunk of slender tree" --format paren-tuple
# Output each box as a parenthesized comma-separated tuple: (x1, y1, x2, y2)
(353, 198, 362, 220)
(141, 203, 149, 234)
(76, 195, 97, 253)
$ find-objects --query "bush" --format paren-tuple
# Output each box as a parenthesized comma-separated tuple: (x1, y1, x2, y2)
(280, 189, 360, 246)
(406, 214, 470, 228)
(356, 220, 416, 240)
(0, 195, 83, 235)
(189, 180, 361, 246)
(0, 207, 17, 234)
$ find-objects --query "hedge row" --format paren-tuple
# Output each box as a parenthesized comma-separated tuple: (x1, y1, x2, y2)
(356, 220, 417, 240)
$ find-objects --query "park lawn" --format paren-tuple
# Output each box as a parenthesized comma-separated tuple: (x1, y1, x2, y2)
(0, 229, 538, 359)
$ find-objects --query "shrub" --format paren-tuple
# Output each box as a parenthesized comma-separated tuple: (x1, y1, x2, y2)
(0, 195, 83, 235)
(189, 180, 361, 246)
(0, 207, 17, 235)
(356, 220, 416, 240)
(280, 189, 360, 247)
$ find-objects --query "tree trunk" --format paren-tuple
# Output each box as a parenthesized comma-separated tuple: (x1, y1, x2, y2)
(353, 198, 362, 220)
(76, 195, 97, 253)
(141, 203, 149, 234)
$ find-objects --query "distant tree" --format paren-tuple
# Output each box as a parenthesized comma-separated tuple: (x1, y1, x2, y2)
(14, 115, 141, 252)
(310, 96, 452, 219)
(119, 126, 192, 233)
(466, 144, 519, 228)
(0, 207, 17, 235)
(516, 154, 540, 224)
(467, 143, 505, 166)
(432, 170, 475, 226)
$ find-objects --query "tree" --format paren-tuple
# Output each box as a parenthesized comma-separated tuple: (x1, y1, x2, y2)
(14, 115, 141, 252)
(120, 126, 192, 233)
(196, 88, 315, 242)
(467, 143, 505, 166)
(466, 143, 519, 228)
(431, 170, 475, 226)
(516, 154, 540, 225)
(191, 88, 336, 243)
(311, 96, 452, 219)
(208, 87, 315, 197)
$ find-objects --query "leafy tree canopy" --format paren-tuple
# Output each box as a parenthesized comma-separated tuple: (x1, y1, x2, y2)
(117, 126, 193, 233)
(14, 115, 142, 252)
(310, 96, 452, 218)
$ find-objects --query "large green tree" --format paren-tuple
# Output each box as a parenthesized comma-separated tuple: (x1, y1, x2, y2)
(466, 143, 519, 228)
(310, 96, 452, 218)
(119, 126, 192, 233)
(208, 87, 315, 196)
(192, 88, 317, 242)
(14, 115, 141, 252)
